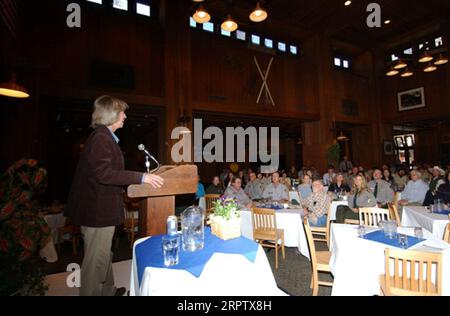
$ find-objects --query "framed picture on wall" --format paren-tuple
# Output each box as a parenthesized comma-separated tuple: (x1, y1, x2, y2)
(383, 140, 394, 155)
(397, 87, 425, 111)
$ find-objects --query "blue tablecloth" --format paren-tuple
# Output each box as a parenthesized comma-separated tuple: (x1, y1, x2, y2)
(434, 210, 450, 215)
(135, 228, 259, 285)
(362, 230, 423, 249)
(259, 204, 284, 210)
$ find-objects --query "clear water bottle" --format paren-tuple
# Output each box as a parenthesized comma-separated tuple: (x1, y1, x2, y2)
(181, 206, 204, 252)
(434, 199, 443, 212)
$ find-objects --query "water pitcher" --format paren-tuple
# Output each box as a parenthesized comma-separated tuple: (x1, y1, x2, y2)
(181, 206, 204, 252)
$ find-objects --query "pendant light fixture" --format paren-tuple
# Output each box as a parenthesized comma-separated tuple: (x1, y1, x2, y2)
(221, 14, 238, 32)
(418, 51, 433, 63)
(423, 63, 437, 73)
(400, 68, 414, 78)
(337, 131, 349, 141)
(434, 54, 448, 65)
(249, 2, 268, 22)
(192, 5, 210, 24)
(0, 73, 30, 98)
(393, 59, 407, 70)
(386, 66, 399, 77)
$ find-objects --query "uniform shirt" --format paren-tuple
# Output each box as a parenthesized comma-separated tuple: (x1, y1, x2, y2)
(348, 190, 377, 208)
(262, 183, 288, 201)
(223, 186, 251, 208)
(244, 180, 263, 200)
(367, 179, 394, 205)
(298, 184, 312, 200)
(402, 180, 429, 205)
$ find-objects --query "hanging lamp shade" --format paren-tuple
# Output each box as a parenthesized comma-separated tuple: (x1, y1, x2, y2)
(434, 54, 448, 65)
(221, 15, 238, 32)
(423, 63, 437, 73)
(192, 5, 211, 24)
(393, 59, 407, 70)
(249, 2, 268, 22)
(0, 74, 30, 98)
(386, 66, 399, 77)
(418, 51, 433, 63)
(400, 68, 414, 77)
(337, 131, 349, 141)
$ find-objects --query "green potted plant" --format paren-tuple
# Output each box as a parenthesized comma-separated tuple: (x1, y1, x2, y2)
(209, 197, 241, 240)
(326, 143, 341, 168)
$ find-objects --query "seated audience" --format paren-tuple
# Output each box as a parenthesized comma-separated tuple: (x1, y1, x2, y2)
(435, 171, 450, 207)
(367, 169, 394, 208)
(206, 176, 224, 195)
(262, 172, 289, 201)
(336, 175, 377, 223)
(382, 168, 395, 190)
(224, 172, 234, 188)
(281, 172, 292, 190)
(302, 179, 331, 227)
(245, 172, 263, 200)
(339, 155, 353, 173)
(223, 177, 252, 209)
(423, 166, 446, 206)
(398, 170, 429, 207)
(328, 172, 351, 198)
(288, 166, 297, 179)
(393, 168, 409, 191)
(322, 166, 336, 186)
(297, 174, 312, 200)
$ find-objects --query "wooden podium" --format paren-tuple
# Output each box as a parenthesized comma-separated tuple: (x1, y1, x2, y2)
(127, 165, 198, 237)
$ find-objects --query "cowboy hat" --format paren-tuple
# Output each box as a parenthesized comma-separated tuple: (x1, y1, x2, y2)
(429, 166, 445, 176)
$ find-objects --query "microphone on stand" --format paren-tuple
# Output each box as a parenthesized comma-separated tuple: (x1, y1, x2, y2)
(138, 144, 160, 174)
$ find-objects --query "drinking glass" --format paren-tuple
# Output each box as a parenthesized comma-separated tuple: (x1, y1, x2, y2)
(398, 234, 408, 249)
(162, 234, 180, 267)
(357, 225, 366, 238)
(414, 227, 424, 239)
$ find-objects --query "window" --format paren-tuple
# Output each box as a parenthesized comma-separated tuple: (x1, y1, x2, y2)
(236, 30, 246, 41)
(189, 17, 197, 28)
(342, 60, 349, 69)
(113, 0, 128, 11)
(404, 48, 413, 55)
(264, 38, 273, 48)
(334, 57, 341, 67)
(278, 42, 286, 52)
(290, 45, 298, 55)
(251, 35, 260, 45)
(136, 2, 150, 16)
(435, 36, 444, 47)
(203, 22, 214, 33)
(221, 29, 231, 37)
(87, 0, 102, 4)
(391, 54, 399, 61)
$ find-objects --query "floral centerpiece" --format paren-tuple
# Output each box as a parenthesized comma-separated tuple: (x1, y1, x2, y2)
(209, 197, 241, 240)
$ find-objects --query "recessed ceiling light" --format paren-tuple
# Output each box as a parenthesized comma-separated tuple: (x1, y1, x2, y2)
(344, 0, 352, 6)
(384, 20, 391, 25)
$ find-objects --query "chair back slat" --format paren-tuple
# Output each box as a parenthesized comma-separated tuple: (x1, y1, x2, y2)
(251, 207, 277, 236)
(359, 207, 391, 227)
(205, 194, 221, 214)
(387, 203, 401, 226)
(444, 223, 450, 243)
(384, 249, 442, 296)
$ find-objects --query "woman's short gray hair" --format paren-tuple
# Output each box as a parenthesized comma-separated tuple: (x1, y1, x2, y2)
(91, 95, 129, 128)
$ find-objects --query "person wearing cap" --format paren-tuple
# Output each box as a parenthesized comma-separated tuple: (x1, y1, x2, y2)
(422, 166, 446, 206)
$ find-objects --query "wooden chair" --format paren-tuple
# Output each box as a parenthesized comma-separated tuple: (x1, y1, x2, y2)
(380, 248, 442, 296)
(359, 207, 391, 227)
(251, 207, 285, 270)
(444, 222, 450, 244)
(302, 217, 333, 296)
(309, 205, 332, 249)
(344, 219, 360, 225)
(387, 202, 401, 226)
(205, 194, 221, 224)
(57, 218, 81, 256)
(123, 197, 140, 248)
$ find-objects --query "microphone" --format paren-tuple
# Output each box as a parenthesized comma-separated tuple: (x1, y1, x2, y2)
(138, 144, 160, 174)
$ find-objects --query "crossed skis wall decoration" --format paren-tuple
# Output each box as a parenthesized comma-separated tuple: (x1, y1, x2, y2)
(254, 56, 275, 106)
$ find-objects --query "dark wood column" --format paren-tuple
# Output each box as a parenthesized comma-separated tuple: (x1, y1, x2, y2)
(159, 1, 193, 164)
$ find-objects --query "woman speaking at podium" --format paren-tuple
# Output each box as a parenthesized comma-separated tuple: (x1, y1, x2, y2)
(66, 95, 164, 296)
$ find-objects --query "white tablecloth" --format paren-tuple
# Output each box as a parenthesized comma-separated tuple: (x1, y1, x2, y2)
(39, 212, 66, 263)
(130, 237, 286, 296)
(401, 206, 450, 240)
(329, 223, 450, 296)
(240, 208, 310, 260)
